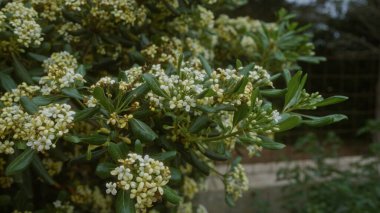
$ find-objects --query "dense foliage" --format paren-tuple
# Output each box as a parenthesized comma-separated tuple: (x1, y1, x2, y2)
(0, 1, 347, 212)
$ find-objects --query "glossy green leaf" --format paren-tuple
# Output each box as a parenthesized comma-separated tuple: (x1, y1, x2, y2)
(129, 118, 157, 142)
(134, 139, 143, 154)
(277, 114, 302, 132)
(189, 114, 210, 134)
(198, 55, 212, 76)
(142, 73, 168, 97)
(313, 96, 348, 107)
(74, 106, 100, 122)
(12, 54, 34, 84)
(152, 151, 177, 162)
(163, 186, 182, 204)
(31, 155, 57, 186)
(204, 150, 229, 161)
(302, 114, 347, 127)
(261, 89, 287, 97)
(20, 96, 38, 114)
(0, 72, 16, 91)
(115, 190, 135, 213)
(233, 103, 250, 126)
(62, 87, 83, 100)
(27, 52, 48, 62)
(259, 136, 286, 150)
(96, 162, 116, 179)
(76, 134, 109, 145)
(93, 87, 114, 111)
(63, 135, 81, 143)
(32, 95, 61, 106)
(108, 142, 124, 162)
(169, 167, 182, 183)
(6, 149, 35, 176)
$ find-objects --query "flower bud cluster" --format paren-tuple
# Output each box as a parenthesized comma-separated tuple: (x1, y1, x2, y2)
(225, 164, 249, 201)
(1, 104, 71, 150)
(25, 104, 75, 151)
(0, 2, 43, 51)
(0, 83, 40, 106)
(40, 52, 84, 95)
(147, 64, 206, 112)
(0, 140, 15, 155)
(243, 98, 280, 136)
(90, 0, 147, 27)
(106, 153, 171, 212)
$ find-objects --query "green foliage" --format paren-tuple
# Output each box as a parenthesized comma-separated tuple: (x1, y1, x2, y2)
(0, 1, 346, 213)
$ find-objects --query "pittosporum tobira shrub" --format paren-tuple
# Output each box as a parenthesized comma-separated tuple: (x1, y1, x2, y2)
(0, 1, 347, 212)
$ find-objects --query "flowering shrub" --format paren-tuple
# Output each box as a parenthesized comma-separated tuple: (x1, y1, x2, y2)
(0, 1, 347, 213)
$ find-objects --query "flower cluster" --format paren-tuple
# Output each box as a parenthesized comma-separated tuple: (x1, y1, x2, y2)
(40, 52, 84, 95)
(89, 0, 147, 27)
(0, 83, 40, 106)
(147, 62, 272, 114)
(0, 2, 43, 52)
(1, 103, 74, 152)
(106, 153, 171, 211)
(225, 164, 249, 201)
(25, 104, 75, 151)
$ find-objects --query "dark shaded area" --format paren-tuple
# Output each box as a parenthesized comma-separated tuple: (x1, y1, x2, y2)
(237, 0, 380, 145)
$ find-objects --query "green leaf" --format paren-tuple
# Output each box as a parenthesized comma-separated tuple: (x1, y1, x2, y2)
(12, 54, 34, 84)
(134, 139, 143, 154)
(63, 135, 81, 143)
(261, 89, 287, 97)
(259, 136, 286, 150)
(284, 72, 307, 111)
(204, 150, 229, 161)
(31, 155, 57, 186)
(129, 118, 157, 142)
(277, 114, 302, 132)
(82, 134, 109, 145)
(225, 193, 236, 207)
(152, 151, 177, 162)
(189, 114, 210, 134)
(32, 95, 61, 106)
(169, 167, 182, 183)
(0, 72, 16, 91)
(197, 104, 235, 113)
(198, 55, 212, 76)
(142, 73, 168, 97)
(74, 106, 100, 122)
(115, 190, 135, 213)
(189, 151, 210, 175)
(6, 149, 35, 176)
(62, 87, 83, 100)
(20, 96, 39, 114)
(96, 162, 116, 179)
(230, 77, 249, 95)
(313, 96, 348, 107)
(27, 52, 48, 62)
(93, 87, 114, 111)
(302, 114, 347, 127)
(238, 63, 255, 76)
(108, 142, 124, 162)
(233, 103, 250, 126)
(163, 186, 182, 204)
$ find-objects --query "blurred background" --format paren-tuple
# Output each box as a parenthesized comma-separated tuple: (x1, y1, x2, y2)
(196, 0, 380, 212)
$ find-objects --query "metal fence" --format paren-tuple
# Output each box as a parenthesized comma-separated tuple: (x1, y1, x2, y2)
(277, 55, 379, 144)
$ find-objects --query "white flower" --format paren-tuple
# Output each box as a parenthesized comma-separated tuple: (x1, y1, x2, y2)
(106, 182, 117, 195)
(272, 110, 281, 123)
